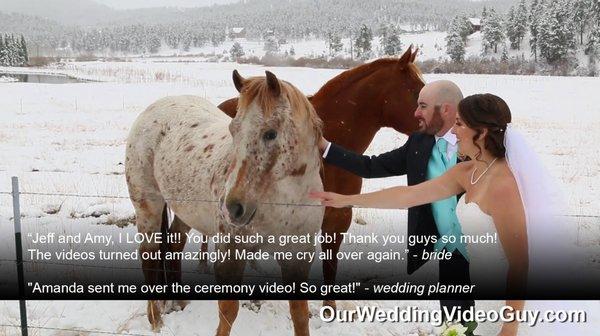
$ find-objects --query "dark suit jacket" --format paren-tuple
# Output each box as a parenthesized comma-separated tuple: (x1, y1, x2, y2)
(325, 132, 461, 274)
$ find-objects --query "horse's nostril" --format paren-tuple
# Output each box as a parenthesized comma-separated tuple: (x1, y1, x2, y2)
(226, 201, 244, 220)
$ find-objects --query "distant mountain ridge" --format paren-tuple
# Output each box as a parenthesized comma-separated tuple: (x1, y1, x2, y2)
(0, 0, 117, 26)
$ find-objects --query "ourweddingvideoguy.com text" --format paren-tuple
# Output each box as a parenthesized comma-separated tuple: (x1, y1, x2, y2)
(319, 305, 588, 327)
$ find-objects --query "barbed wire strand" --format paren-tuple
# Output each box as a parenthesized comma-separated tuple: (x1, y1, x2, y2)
(0, 323, 157, 336)
(1, 190, 599, 217)
(0, 259, 324, 282)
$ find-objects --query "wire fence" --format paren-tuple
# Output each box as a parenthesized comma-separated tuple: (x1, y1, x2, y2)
(0, 323, 159, 336)
(2, 178, 599, 336)
(2, 190, 600, 216)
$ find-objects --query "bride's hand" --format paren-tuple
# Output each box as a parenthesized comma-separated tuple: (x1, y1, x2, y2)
(308, 191, 353, 208)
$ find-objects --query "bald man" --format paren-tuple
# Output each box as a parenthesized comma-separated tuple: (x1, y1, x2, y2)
(319, 80, 475, 323)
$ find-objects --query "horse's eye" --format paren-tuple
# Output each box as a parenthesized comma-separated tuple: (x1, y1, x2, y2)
(263, 129, 277, 141)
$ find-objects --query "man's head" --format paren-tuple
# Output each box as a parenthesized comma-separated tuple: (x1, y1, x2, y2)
(414, 80, 463, 136)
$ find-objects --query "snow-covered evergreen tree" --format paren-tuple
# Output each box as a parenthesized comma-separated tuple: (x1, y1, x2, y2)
(380, 24, 402, 56)
(573, 0, 590, 45)
(506, 6, 518, 49)
(326, 31, 343, 56)
(515, 0, 528, 46)
(446, 29, 465, 62)
(211, 31, 226, 48)
(230, 41, 245, 60)
(529, 0, 544, 61)
(448, 15, 473, 42)
(0, 36, 7, 65)
(585, 0, 600, 57)
(0, 34, 27, 66)
(263, 35, 279, 54)
(354, 24, 373, 60)
(538, 0, 576, 64)
(482, 8, 504, 54)
(20, 35, 28, 63)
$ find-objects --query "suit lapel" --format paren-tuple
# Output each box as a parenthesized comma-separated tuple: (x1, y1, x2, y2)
(420, 135, 436, 173)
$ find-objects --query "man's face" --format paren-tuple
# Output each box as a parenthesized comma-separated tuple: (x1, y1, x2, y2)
(414, 88, 444, 135)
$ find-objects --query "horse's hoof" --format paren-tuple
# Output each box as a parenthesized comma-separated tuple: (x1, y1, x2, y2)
(322, 300, 337, 318)
(242, 300, 263, 313)
(147, 300, 164, 331)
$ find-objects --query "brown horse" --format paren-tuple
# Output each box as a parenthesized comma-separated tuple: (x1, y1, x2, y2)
(218, 47, 424, 310)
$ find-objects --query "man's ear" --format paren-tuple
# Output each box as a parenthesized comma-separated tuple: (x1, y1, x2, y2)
(441, 103, 452, 116)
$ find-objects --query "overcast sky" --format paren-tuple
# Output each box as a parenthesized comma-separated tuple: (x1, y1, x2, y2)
(94, 0, 239, 9)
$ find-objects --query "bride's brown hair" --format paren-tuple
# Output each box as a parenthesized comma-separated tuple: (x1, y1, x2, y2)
(458, 93, 512, 161)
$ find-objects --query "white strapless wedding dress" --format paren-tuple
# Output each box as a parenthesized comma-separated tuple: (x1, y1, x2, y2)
(456, 197, 600, 335)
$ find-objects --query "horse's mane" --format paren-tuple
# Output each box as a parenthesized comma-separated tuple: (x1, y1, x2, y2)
(314, 57, 424, 99)
(237, 76, 323, 140)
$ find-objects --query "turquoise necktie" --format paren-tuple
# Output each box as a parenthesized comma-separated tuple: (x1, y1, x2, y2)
(426, 138, 468, 259)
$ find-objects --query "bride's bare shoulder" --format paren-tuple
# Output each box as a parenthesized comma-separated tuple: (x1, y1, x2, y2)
(488, 161, 521, 201)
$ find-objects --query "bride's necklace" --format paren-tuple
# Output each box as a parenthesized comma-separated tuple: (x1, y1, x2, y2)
(470, 157, 498, 185)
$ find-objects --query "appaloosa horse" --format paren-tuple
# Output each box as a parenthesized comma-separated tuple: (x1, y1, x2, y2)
(219, 47, 424, 311)
(126, 70, 324, 335)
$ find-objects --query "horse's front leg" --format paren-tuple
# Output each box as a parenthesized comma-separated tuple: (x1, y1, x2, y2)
(132, 197, 168, 331)
(166, 215, 191, 311)
(320, 206, 353, 315)
(214, 244, 246, 336)
(280, 246, 314, 336)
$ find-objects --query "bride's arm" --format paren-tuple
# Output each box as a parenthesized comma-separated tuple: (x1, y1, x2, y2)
(489, 180, 528, 335)
(489, 180, 528, 296)
(309, 164, 465, 209)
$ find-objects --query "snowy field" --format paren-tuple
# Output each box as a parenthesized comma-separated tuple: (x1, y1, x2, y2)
(0, 60, 599, 335)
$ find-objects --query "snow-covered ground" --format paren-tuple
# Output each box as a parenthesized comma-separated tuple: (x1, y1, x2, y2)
(0, 61, 599, 335)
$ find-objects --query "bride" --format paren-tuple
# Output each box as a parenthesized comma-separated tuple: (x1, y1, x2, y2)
(309, 93, 592, 335)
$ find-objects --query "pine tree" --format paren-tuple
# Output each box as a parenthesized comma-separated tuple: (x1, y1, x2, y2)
(529, 0, 544, 61)
(514, 0, 528, 48)
(573, 0, 589, 45)
(448, 15, 473, 42)
(20, 35, 28, 63)
(327, 31, 343, 56)
(354, 24, 373, 60)
(211, 31, 226, 48)
(230, 41, 245, 60)
(481, 6, 489, 53)
(501, 45, 509, 62)
(263, 35, 279, 54)
(538, 0, 577, 65)
(289, 46, 295, 56)
(482, 8, 505, 54)
(446, 30, 465, 62)
(0, 36, 6, 66)
(380, 24, 402, 56)
(506, 6, 518, 49)
(585, 0, 600, 57)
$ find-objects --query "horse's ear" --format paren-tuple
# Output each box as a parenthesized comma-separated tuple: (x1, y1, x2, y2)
(232, 69, 245, 93)
(399, 45, 414, 65)
(265, 70, 281, 97)
(410, 47, 419, 63)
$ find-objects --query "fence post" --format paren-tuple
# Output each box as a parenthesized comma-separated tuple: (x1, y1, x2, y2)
(11, 177, 28, 336)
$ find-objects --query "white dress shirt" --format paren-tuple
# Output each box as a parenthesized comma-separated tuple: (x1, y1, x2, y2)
(435, 129, 458, 162)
